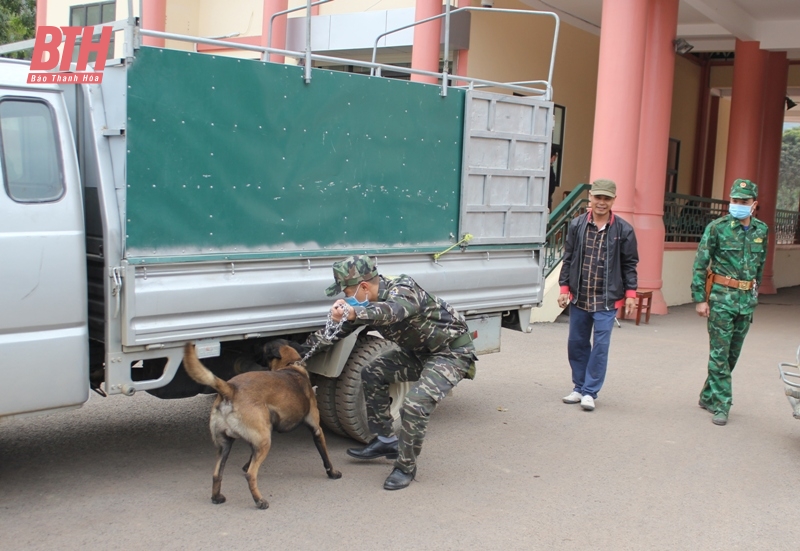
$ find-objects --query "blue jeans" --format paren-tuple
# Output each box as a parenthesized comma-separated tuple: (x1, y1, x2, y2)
(567, 305, 617, 399)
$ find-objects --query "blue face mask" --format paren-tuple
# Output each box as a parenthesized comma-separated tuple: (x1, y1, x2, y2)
(344, 285, 369, 307)
(729, 203, 753, 220)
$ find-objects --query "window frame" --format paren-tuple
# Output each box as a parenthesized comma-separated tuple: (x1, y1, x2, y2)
(0, 97, 66, 204)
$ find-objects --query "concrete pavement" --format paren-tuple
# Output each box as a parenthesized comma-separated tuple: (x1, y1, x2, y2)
(1, 287, 799, 550)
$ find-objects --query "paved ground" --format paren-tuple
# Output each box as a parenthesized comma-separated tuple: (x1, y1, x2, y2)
(1, 287, 800, 551)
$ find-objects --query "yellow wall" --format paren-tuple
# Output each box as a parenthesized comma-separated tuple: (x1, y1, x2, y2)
(712, 96, 731, 200)
(669, 56, 701, 195)
(709, 64, 733, 90)
(466, 0, 599, 210)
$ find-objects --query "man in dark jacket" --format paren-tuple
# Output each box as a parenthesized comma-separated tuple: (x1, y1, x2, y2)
(556, 179, 639, 411)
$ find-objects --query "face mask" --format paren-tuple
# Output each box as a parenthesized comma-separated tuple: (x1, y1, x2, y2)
(729, 203, 752, 220)
(344, 285, 369, 307)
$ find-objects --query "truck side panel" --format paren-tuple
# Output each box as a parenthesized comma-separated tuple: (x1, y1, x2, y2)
(124, 47, 466, 257)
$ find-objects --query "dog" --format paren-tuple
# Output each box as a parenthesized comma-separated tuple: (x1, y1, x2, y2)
(183, 340, 342, 509)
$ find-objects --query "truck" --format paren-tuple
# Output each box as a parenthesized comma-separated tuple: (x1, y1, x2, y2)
(0, 16, 556, 442)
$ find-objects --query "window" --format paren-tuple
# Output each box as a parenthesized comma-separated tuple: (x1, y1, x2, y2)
(666, 138, 680, 194)
(551, 104, 566, 188)
(0, 100, 64, 203)
(70, 1, 116, 63)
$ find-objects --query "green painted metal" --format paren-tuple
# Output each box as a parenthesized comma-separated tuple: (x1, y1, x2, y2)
(544, 183, 589, 277)
(125, 47, 466, 257)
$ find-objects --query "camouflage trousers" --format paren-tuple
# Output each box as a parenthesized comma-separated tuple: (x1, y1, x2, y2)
(361, 345, 474, 474)
(699, 304, 752, 415)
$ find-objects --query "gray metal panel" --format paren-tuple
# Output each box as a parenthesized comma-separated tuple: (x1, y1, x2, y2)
(459, 91, 553, 245)
(0, 62, 89, 417)
(119, 250, 541, 347)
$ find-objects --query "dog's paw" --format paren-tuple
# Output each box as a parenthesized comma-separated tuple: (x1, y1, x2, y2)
(328, 469, 343, 479)
(255, 499, 269, 510)
(211, 494, 226, 505)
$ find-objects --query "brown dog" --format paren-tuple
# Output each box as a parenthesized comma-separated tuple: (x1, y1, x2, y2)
(183, 340, 341, 509)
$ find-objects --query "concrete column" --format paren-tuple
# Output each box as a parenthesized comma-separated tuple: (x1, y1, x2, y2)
(142, 0, 166, 47)
(262, 0, 289, 63)
(723, 40, 768, 199)
(589, 0, 649, 220)
(633, 0, 678, 315)
(36, 0, 47, 28)
(410, 0, 441, 84)
(756, 51, 789, 295)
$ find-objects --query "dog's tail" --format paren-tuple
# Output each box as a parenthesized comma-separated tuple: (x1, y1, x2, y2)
(183, 343, 234, 401)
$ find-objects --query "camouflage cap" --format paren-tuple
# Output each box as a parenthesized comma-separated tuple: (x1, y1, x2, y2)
(325, 255, 379, 297)
(730, 178, 758, 199)
(590, 179, 616, 198)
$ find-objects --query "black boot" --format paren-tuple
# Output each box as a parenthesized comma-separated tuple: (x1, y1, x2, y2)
(383, 467, 416, 490)
(346, 437, 398, 460)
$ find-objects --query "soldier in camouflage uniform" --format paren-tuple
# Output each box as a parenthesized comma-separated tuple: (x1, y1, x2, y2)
(692, 179, 768, 426)
(303, 255, 477, 490)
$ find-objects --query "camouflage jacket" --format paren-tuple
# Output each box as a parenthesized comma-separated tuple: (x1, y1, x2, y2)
(303, 274, 472, 358)
(691, 214, 769, 313)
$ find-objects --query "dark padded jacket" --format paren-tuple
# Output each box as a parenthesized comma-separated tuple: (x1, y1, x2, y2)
(558, 211, 639, 311)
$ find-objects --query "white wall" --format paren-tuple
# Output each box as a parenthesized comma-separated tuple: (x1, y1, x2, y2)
(775, 247, 800, 288)
(664, 246, 800, 307)
(662, 248, 697, 306)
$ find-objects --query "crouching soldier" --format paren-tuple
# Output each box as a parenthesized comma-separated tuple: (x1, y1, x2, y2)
(302, 255, 477, 490)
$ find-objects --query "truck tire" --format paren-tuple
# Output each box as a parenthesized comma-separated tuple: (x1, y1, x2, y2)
(312, 374, 347, 437)
(335, 336, 411, 443)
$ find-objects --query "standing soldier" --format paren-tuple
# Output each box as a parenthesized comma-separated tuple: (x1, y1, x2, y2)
(692, 179, 768, 426)
(302, 255, 477, 490)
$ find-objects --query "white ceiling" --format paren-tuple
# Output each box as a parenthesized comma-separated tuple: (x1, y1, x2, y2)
(523, 0, 800, 59)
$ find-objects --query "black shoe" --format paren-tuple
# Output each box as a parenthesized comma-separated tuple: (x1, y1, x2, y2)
(346, 437, 398, 460)
(383, 467, 416, 490)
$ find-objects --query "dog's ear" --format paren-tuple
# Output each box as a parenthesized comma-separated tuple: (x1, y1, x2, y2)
(275, 345, 302, 368)
(258, 339, 289, 367)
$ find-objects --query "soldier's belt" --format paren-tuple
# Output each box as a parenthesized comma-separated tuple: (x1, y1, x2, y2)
(712, 273, 754, 291)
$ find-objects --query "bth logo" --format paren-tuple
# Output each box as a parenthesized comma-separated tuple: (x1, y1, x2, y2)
(28, 26, 112, 84)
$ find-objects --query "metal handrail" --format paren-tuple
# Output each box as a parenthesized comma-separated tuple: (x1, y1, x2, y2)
(776, 209, 800, 245)
(544, 183, 590, 277)
(267, 0, 332, 60)
(663, 192, 728, 243)
(369, 7, 559, 100)
(137, 27, 557, 96)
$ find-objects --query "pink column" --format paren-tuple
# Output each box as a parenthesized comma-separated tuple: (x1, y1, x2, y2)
(723, 40, 768, 199)
(589, 0, 649, 220)
(36, 0, 47, 28)
(262, 0, 289, 63)
(142, 0, 166, 47)
(756, 51, 789, 294)
(633, 0, 678, 315)
(410, 0, 441, 84)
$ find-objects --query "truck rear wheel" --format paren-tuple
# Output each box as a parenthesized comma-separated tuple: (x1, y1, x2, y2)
(335, 336, 411, 443)
(313, 375, 347, 437)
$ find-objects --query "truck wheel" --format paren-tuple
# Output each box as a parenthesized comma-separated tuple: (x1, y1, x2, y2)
(312, 374, 347, 437)
(335, 336, 411, 443)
